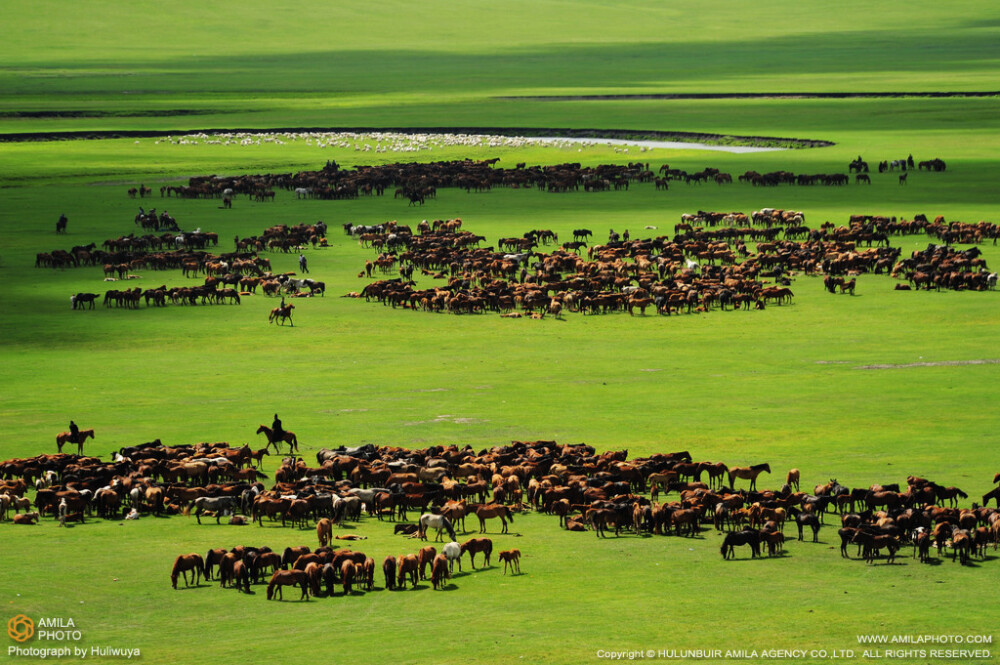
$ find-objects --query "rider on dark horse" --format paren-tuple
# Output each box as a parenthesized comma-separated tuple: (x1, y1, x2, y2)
(272, 414, 285, 440)
(69, 420, 80, 444)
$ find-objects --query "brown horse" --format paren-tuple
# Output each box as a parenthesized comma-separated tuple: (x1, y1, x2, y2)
(266, 569, 310, 600)
(460, 537, 493, 569)
(171, 553, 205, 589)
(417, 546, 437, 580)
(317, 518, 333, 547)
(268, 302, 295, 326)
(785, 469, 800, 492)
(256, 424, 299, 454)
(397, 554, 419, 588)
(431, 553, 450, 590)
(340, 559, 356, 595)
(382, 555, 397, 590)
(474, 503, 513, 534)
(204, 548, 228, 580)
(728, 463, 771, 491)
(499, 549, 521, 575)
(56, 429, 94, 454)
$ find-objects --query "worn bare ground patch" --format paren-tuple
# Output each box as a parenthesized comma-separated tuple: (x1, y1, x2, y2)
(855, 359, 1000, 370)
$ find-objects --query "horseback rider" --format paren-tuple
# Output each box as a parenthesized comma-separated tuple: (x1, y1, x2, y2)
(69, 420, 80, 444)
(272, 413, 285, 440)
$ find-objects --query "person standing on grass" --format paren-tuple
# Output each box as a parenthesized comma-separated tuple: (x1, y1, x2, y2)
(299, 253, 308, 273)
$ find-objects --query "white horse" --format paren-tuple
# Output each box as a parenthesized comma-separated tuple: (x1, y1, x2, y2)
(419, 513, 457, 542)
(295, 187, 312, 199)
(442, 541, 462, 573)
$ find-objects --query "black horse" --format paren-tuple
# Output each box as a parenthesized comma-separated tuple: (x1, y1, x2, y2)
(795, 512, 821, 542)
(720, 529, 761, 559)
(56, 214, 68, 234)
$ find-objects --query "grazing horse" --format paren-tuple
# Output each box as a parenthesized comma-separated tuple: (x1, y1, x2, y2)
(417, 546, 437, 580)
(397, 554, 419, 588)
(982, 487, 1000, 508)
(442, 541, 462, 573)
(419, 513, 457, 542)
(204, 548, 228, 580)
(474, 504, 513, 534)
(382, 555, 397, 590)
(170, 553, 206, 589)
(786, 469, 800, 492)
(266, 570, 310, 600)
(431, 553, 450, 590)
(268, 302, 295, 326)
(190, 496, 239, 524)
(728, 463, 771, 491)
(460, 537, 493, 569)
(851, 531, 899, 564)
(317, 518, 333, 547)
(499, 549, 521, 575)
(56, 428, 94, 454)
(256, 424, 299, 454)
(340, 559, 356, 595)
(720, 530, 761, 559)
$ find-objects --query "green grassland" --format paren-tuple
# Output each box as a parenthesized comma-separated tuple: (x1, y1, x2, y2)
(3, 2, 1000, 664)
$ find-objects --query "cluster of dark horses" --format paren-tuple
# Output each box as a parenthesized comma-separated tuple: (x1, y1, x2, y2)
(170, 534, 509, 597)
(235, 221, 329, 253)
(350, 219, 806, 317)
(80, 284, 244, 310)
(0, 441, 272, 524)
(892, 244, 994, 291)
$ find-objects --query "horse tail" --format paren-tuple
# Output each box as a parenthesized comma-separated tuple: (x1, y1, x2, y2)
(184, 499, 198, 517)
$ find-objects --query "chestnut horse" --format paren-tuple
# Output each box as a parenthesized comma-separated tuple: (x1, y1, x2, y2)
(171, 553, 205, 589)
(256, 424, 299, 454)
(728, 463, 771, 491)
(56, 429, 94, 454)
(431, 553, 450, 590)
(474, 504, 513, 534)
(266, 569, 310, 600)
(785, 469, 800, 492)
(268, 302, 295, 326)
(460, 537, 493, 569)
(383, 555, 397, 590)
(499, 549, 521, 575)
(397, 554, 419, 588)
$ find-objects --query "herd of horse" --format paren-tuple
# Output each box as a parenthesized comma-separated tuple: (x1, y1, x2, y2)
(170, 535, 520, 598)
(5, 436, 998, 575)
(350, 206, 993, 320)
